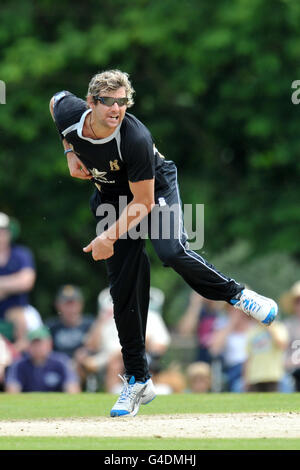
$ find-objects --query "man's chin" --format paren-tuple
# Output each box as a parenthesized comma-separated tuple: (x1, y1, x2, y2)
(106, 118, 120, 127)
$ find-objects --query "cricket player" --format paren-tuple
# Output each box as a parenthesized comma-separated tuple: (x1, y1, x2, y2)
(49, 70, 278, 417)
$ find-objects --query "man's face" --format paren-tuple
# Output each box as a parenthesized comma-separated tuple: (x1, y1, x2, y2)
(56, 299, 83, 326)
(29, 338, 52, 364)
(190, 375, 211, 393)
(90, 86, 127, 130)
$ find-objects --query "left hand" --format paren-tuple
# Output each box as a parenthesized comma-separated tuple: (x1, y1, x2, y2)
(83, 234, 114, 260)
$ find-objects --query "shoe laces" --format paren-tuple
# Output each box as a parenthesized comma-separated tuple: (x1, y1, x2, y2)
(116, 374, 139, 404)
(241, 295, 261, 313)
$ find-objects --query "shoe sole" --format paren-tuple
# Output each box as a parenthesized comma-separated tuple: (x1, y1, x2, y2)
(110, 404, 140, 418)
(141, 395, 156, 405)
(110, 410, 130, 417)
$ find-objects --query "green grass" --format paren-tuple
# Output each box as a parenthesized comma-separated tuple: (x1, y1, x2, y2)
(0, 393, 299, 450)
(0, 437, 298, 450)
(0, 392, 299, 420)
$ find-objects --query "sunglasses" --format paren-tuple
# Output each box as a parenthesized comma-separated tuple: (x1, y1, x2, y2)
(95, 96, 128, 107)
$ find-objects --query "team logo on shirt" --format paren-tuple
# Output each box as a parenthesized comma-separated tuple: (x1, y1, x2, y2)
(109, 160, 120, 171)
(90, 168, 115, 183)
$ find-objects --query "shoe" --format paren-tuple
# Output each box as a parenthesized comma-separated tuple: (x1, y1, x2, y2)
(110, 375, 155, 417)
(230, 288, 278, 325)
(141, 378, 156, 405)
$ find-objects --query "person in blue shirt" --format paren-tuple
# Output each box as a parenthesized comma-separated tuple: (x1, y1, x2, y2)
(0, 213, 36, 351)
(46, 285, 94, 358)
(5, 326, 80, 393)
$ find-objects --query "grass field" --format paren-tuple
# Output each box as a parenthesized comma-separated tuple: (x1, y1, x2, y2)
(0, 393, 299, 450)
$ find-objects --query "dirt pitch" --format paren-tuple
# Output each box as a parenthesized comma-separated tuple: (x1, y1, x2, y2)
(0, 412, 299, 439)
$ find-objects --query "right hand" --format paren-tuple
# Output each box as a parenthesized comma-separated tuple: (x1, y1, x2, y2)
(66, 152, 93, 180)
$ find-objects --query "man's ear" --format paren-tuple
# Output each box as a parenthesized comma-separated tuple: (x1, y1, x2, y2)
(86, 94, 95, 109)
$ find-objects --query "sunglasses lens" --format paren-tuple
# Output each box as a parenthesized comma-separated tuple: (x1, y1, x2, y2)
(101, 97, 114, 106)
(118, 98, 128, 106)
(98, 97, 128, 106)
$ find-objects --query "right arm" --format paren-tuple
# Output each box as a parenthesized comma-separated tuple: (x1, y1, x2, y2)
(5, 362, 22, 393)
(209, 312, 240, 357)
(177, 292, 203, 336)
(49, 96, 92, 180)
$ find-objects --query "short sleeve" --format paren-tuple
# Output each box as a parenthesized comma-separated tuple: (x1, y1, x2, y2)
(125, 134, 155, 183)
(52, 91, 87, 139)
(5, 361, 23, 389)
(15, 246, 35, 270)
(59, 356, 80, 388)
(146, 311, 171, 347)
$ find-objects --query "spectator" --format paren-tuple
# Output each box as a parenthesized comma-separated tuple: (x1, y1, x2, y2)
(279, 281, 300, 391)
(0, 213, 36, 351)
(152, 363, 187, 394)
(77, 287, 171, 393)
(209, 305, 250, 392)
(244, 320, 288, 392)
(177, 291, 225, 364)
(186, 362, 211, 393)
(46, 285, 94, 358)
(0, 334, 14, 391)
(24, 305, 43, 332)
(5, 326, 80, 393)
(145, 287, 171, 375)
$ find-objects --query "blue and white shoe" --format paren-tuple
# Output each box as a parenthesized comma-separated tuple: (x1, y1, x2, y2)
(141, 378, 156, 405)
(230, 288, 278, 325)
(110, 375, 156, 417)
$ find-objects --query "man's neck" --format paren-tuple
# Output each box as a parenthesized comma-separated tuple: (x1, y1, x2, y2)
(61, 315, 82, 328)
(32, 357, 48, 367)
(83, 111, 117, 140)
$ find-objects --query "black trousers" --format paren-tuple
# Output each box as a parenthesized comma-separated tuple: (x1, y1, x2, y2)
(90, 161, 243, 381)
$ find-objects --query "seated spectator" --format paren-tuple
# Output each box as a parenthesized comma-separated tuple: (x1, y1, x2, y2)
(0, 334, 15, 391)
(152, 363, 187, 394)
(24, 305, 43, 332)
(244, 319, 288, 392)
(77, 287, 171, 393)
(145, 287, 171, 375)
(46, 285, 94, 358)
(209, 305, 250, 392)
(281, 281, 300, 391)
(186, 362, 211, 393)
(0, 213, 36, 352)
(5, 326, 80, 393)
(177, 291, 226, 364)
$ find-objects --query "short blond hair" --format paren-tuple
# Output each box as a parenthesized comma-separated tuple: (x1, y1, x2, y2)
(87, 69, 135, 107)
(186, 362, 211, 380)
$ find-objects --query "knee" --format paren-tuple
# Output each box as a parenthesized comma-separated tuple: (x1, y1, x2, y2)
(157, 244, 184, 267)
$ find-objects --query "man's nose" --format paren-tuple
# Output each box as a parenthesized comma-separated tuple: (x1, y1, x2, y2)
(111, 101, 120, 111)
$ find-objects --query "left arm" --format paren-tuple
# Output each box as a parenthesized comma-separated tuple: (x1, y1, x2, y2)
(0, 268, 36, 297)
(267, 324, 289, 350)
(83, 178, 155, 260)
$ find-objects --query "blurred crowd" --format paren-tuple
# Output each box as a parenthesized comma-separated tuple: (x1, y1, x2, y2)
(1, 211, 300, 394)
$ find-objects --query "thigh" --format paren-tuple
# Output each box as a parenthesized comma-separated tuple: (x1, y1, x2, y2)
(106, 237, 146, 300)
(149, 162, 187, 260)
